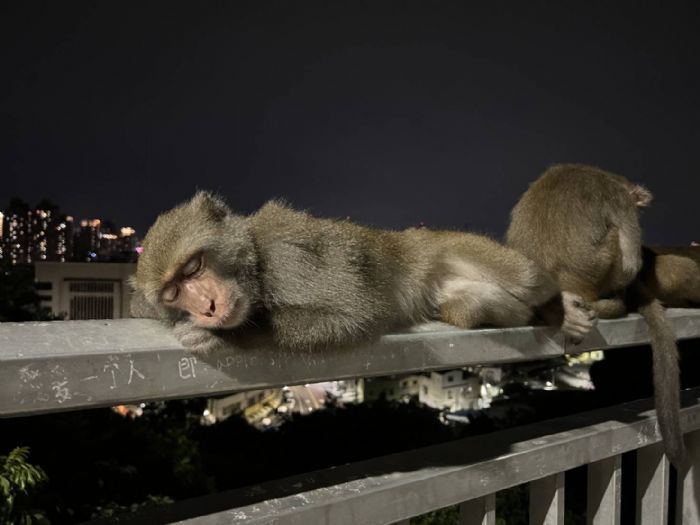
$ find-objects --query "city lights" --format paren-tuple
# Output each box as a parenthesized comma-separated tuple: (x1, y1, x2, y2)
(0, 200, 139, 264)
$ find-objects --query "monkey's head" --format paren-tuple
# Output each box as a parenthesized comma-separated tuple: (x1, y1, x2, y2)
(132, 191, 259, 329)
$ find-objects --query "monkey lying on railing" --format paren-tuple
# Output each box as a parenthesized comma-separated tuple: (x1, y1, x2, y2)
(130, 191, 596, 355)
(506, 163, 687, 469)
(640, 245, 700, 308)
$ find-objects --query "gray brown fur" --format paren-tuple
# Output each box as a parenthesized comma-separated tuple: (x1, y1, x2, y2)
(640, 246, 700, 307)
(131, 192, 593, 353)
(506, 164, 686, 469)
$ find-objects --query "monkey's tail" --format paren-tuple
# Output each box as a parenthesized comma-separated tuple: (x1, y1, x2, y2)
(632, 280, 688, 470)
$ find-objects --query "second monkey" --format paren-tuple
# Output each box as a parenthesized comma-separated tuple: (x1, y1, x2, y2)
(506, 164, 686, 469)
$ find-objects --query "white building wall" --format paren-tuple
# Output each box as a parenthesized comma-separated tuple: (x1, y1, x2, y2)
(34, 262, 136, 319)
(419, 370, 481, 412)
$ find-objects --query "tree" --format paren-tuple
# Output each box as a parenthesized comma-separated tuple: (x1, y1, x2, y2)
(0, 261, 57, 322)
(0, 447, 49, 525)
(34, 200, 60, 214)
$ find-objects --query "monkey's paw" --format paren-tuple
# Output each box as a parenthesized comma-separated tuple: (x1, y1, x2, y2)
(173, 323, 226, 354)
(561, 292, 598, 344)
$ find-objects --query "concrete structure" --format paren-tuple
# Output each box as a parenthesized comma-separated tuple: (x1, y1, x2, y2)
(34, 261, 135, 320)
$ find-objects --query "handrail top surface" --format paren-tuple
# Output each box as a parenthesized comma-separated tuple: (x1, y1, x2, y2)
(2, 308, 700, 358)
(1, 309, 699, 417)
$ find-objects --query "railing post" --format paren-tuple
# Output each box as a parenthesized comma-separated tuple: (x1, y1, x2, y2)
(675, 429, 700, 525)
(460, 494, 496, 525)
(530, 472, 565, 525)
(636, 442, 669, 525)
(588, 455, 622, 525)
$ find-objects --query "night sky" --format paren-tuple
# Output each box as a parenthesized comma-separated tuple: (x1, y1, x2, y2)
(2, 2, 699, 244)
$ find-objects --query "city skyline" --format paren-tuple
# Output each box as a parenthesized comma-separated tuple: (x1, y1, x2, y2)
(0, 197, 138, 264)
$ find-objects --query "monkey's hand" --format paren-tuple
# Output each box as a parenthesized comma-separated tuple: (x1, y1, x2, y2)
(561, 292, 598, 344)
(173, 321, 227, 354)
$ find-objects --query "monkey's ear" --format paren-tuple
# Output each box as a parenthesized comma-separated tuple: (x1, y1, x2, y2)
(630, 185, 653, 208)
(191, 191, 230, 221)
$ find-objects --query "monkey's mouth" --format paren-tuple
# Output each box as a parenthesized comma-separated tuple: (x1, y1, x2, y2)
(215, 297, 248, 329)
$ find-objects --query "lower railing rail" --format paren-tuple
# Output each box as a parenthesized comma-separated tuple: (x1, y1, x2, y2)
(86, 389, 700, 525)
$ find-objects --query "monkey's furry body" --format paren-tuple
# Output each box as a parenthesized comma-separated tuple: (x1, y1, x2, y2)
(132, 192, 592, 353)
(640, 246, 700, 308)
(506, 163, 687, 469)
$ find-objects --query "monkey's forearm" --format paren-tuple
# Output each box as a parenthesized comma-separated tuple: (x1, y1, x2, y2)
(172, 319, 228, 353)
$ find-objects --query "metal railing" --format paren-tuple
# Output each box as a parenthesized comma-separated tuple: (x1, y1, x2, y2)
(2, 309, 700, 524)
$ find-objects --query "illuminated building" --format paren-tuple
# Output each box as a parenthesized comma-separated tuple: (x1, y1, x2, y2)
(203, 389, 284, 425)
(32, 204, 76, 262)
(363, 375, 423, 403)
(97, 219, 119, 261)
(1, 201, 77, 263)
(418, 370, 482, 411)
(75, 219, 139, 262)
(74, 219, 101, 261)
(118, 226, 138, 259)
(32, 208, 51, 261)
(1, 199, 138, 263)
(1, 199, 33, 264)
(360, 371, 481, 410)
(52, 215, 74, 262)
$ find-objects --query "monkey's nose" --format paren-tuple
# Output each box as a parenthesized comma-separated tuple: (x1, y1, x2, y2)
(202, 300, 216, 317)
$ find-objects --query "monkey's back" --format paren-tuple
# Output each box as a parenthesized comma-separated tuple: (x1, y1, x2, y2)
(249, 201, 561, 348)
(249, 201, 429, 346)
(506, 164, 643, 296)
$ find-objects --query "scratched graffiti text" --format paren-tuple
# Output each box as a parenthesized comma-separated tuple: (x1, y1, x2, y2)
(178, 357, 197, 379)
(128, 360, 145, 384)
(51, 381, 72, 403)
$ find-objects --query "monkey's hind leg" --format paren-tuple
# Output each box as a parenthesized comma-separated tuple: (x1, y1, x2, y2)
(589, 296, 627, 319)
(439, 283, 534, 330)
(440, 297, 490, 329)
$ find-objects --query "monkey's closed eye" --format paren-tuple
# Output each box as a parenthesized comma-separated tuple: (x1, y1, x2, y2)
(182, 255, 203, 278)
(162, 283, 179, 303)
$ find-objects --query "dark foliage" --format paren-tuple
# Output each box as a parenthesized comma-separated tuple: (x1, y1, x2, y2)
(0, 261, 55, 322)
